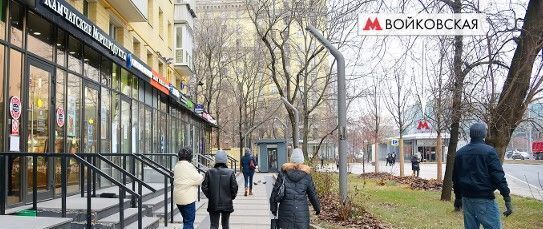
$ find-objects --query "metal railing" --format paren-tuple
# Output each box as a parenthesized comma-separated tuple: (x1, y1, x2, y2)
(205, 153, 238, 173)
(0, 153, 146, 229)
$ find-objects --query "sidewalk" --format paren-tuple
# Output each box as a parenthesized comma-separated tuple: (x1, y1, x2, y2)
(194, 173, 275, 229)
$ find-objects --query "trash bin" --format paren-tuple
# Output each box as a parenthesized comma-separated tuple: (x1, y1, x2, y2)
(15, 209, 37, 217)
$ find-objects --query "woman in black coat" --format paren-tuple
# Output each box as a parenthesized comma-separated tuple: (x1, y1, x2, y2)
(270, 149, 321, 229)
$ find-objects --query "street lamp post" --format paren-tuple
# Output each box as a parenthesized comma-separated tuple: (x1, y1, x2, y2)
(306, 25, 348, 203)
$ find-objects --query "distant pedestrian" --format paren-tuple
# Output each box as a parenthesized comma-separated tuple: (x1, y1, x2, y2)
(174, 148, 204, 229)
(386, 153, 391, 166)
(453, 123, 512, 229)
(391, 153, 396, 166)
(202, 150, 238, 229)
(411, 153, 420, 177)
(241, 148, 256, 196)
(270, 148, 321, 229)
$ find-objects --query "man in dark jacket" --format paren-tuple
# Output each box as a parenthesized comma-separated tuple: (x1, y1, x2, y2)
(270, 148, 321, 229)
(453, 123, 513, 229)
(202, 150, 238, 229)
(241, 148, 256, 196)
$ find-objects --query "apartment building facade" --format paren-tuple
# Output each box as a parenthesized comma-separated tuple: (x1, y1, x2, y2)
(0, 0, 214, 211)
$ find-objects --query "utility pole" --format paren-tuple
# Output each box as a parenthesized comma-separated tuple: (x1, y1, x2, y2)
(306, 25, 348, 203)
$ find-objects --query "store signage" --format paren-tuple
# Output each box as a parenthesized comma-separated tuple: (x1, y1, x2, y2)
(391, 139, 399, 146)
(42, 0, 127, 60)
(169, 84, 181, 98)
(417, 120, 431, 130)
(9, 96, 21, 120)
(11, 119, 19, 135)
(56, 107, 65, 127)
(195, 104, 204, 114)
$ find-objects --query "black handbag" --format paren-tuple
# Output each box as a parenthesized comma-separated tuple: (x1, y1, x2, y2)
(271, 215, 279, 229)
(274, 173, 286, 202)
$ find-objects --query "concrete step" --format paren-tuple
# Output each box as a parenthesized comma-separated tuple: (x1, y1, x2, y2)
(95, 207, 149, 229)
(0, 215, 72, 229)
(125, 216, 160, 229)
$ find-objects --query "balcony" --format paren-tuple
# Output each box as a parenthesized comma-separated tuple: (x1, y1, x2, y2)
(109, 0, 147, 22)
(174, 48, 193, 75)
(174, 0, 196, 29)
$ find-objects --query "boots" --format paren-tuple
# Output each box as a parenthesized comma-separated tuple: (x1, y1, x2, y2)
(244, 187, 248, 196)
(249, 188, 253, 195)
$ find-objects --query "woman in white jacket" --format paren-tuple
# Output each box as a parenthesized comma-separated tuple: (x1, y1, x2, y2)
(174, 148, 204, 229)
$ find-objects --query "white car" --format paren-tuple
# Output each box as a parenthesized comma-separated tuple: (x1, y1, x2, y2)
(511, 151, 532, 160)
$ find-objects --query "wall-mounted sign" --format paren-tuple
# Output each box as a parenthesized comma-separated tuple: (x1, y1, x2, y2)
(42, 0, 128, 60)
(391, 139, 399, 146)
(11, 119, 19, 135)
(195, 104, 204, 114)
(9, 96, 21, 120)
(169, 84, 181, 98)
(56, 107, 65, 127)
(417, 120, 431, 131)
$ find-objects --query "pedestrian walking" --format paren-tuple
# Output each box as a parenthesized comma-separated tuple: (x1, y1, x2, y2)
(411, 153, 420, 177)
(453, 123, 513, 229)
(270, 148, 321, 229)
(386, 153, 391, 166)
(241, 148, 256, 196)
(202, 150, 239, 229)
(174, 148, 204, 229)
(391, 153, 396, 166)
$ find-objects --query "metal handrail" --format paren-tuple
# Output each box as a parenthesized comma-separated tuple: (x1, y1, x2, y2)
(0, 152, 143, 229)
(88, 153, 156, 192)
(138, 154, 174, 176)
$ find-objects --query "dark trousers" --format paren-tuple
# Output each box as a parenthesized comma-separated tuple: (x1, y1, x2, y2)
(177, 202, 196, 229)
(243, 172, 254, 189)
(209, 211, 231, 229)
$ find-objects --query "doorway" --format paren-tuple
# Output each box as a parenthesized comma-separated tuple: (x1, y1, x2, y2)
(268, 148, 278, 172)
(24, 57, 55, 202)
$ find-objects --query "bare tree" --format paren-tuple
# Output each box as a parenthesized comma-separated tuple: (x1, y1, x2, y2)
(385, 68, 417, 177)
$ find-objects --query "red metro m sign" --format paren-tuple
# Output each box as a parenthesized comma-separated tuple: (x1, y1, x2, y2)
(417, 120, 431, 131)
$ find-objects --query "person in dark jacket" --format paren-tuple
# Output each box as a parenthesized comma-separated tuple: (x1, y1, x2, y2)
(453, 123, 513, 229)
(241, 148, 256, 196)
(202, 150, 239, 229)
(270, 148, 321, 229)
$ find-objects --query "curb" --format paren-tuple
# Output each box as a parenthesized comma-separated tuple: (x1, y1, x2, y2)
(310, 223, 325, 229)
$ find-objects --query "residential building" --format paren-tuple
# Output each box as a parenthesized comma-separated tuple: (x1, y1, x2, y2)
(0, 0, 215, 222)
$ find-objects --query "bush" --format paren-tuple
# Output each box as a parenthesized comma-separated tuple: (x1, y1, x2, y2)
(313, 172, 336, 196)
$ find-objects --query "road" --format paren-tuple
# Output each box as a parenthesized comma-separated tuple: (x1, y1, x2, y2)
(503, 164, 543, 189)
(320, 161, 543, 200)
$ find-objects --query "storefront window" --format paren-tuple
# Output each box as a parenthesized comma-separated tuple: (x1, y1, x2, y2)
(67, 36, 82, 74)
(112, 63, 120, 91)
(139, 104, 145, 156)
(56, 29, 66, 66)
(101, 88, 111, 154)
(132, 100, 138, 154)
(112, 93, 119, 154)
(83, 46, 100, 82)
(0, 45, 4, 158)
(7, 49, 22, 205)
(145, 107, 152, 154)
(66, 74, 81, 194)
(0, 0, 7, 40)
(9, 1, 23, 47)
(54, 68, 66, 193)
(27, 12, 54, 61)
(101, 58, 112, 87)
(132, 75, 138, 99)
(121, 68, 130, 95)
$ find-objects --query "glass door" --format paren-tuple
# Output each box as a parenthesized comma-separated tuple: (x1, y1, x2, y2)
(83, 83, 99, 154)
(24, 57, 55, 202)
(120, 96, 131, 182)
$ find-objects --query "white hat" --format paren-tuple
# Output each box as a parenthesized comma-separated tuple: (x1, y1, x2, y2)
(290, 148, 304, 163)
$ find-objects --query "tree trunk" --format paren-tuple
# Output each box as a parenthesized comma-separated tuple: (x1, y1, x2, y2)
(399, 136, 404, 177)
(374, 139, 379, 173)
(486, 0, 543, 163)
(441, 19, 464, 201)
(436, 132, 443, 182)
(302, 115, 309, 160)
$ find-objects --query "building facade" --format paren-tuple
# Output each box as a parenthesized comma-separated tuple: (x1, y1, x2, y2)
(0, 0, 214, 210)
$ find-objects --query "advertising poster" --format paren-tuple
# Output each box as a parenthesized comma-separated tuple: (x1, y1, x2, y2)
(67, 97, 76, 137)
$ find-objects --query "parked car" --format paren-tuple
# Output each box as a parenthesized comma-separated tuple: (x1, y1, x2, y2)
(505, 151, 514, 159)
(511, 151, 531, 160)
